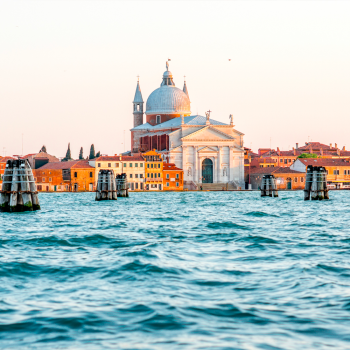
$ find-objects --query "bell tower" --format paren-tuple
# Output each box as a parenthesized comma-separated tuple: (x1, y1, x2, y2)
(133, 78, 144, 128)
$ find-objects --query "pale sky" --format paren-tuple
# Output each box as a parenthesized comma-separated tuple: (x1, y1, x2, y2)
(1, 1, 349, 158)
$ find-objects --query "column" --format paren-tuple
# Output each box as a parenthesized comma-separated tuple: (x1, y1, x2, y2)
(217, 146, 221, 183)
(193, 146, 197, 181)
(182, 146, 186, 179)
(229, 146, 234, 182)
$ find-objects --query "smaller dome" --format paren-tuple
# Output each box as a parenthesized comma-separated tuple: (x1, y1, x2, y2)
(163, 71, 173, 78)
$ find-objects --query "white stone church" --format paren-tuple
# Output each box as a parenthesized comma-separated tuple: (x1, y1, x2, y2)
(130, 62, 245, 189)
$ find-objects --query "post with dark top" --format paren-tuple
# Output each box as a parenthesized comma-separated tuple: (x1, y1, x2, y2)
(95, 170, 117, 201)
(304, 165, 329, 201)
(261, 175, 278, 198)
(116, 173, 129, 198)
(0, 159, 40, 212)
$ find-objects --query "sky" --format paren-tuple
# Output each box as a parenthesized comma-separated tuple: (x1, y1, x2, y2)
(1, 0, 350, 158)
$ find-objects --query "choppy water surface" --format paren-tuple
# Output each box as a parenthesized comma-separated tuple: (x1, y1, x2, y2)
(1, 191, 350, 349)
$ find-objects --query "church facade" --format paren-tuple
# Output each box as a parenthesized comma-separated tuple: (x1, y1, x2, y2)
(130, 62, 245, 189)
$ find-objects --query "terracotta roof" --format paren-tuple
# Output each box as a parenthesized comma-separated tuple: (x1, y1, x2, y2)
(36, 161, 81, 170)
(296, 158, 350, 167)
(0, 156, 15, 163)
(250, 166, 305, 175)
(163, 163, 183, 171)
(71, 161, 94, 169)
(298, 142, 334, 151)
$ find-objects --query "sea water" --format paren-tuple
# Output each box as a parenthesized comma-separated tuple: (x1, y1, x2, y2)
(1, 191, 350, 349)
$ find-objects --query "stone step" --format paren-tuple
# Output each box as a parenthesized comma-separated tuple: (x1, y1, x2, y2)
(199, 183, 236, 191)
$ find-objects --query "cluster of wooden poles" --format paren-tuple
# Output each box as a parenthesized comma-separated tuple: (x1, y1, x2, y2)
(0, 159, 40, 212)
(261, 174, 278, 197)
(116, 173, 129, 198)
(304, 165, 329, 200)
(95, 171, 129, 201)
(95, 170, 117, 201)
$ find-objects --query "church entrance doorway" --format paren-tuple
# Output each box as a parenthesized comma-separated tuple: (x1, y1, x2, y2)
(202, 158, 213, 183)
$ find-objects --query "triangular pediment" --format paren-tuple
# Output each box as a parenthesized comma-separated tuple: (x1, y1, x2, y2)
(198, 146, 218, 153)
(181, 126, 234, 141)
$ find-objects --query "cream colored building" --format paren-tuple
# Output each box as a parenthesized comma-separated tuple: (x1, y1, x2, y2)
(89, 155, 145, 191)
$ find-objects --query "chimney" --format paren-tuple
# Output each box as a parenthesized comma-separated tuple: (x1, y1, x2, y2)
(277, 147, 280, 152)
(296, 143, 299, 149)
(320, 148, 323, 156)
(330, 143, 332, 148)
(335, 143, 338, 149)
(343, 146, 346, 151)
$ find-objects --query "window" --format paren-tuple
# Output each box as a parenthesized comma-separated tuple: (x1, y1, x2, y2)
(135, 174, 139, 178)
(42, 178, 46, 182)
(49, 172, 51, 174)
(156, 115, 161, 124)
(294, 177, 298, 182)
(345, 170, 347, 175)
(140, 163, 143, 167)
(147, 164, 150, 168)
(98, 163, 101, 167)
(288, 159, 291, 163)
(34, 177, 37, 181)
(176, 173, 179, 179)
(333, 170, 339, 175)
(151, 173, 154, 178)
(37, 185, 42, 190)
(49, 178, 52, 182)
(301, 177, 304, 182)
(137, 104, 140, 111)
(140, 174, 143, 178)
(166, 174, 169, 179)
(284, 159, 287, 164)
(115, 163, 119, 167)
(90, 172, 93, 178)
(135, 163, 138, 167)
(74, 172, 77, 177)
(108, 163, 111, 167)
(129, 163, 132, 167)
(176, 182, 179, 187)
(166, 182, 169, 186)
(124, 163, 127, 167)
(130, 174, 133, 178)
(326, 170, 329, 174)
(66, 185, 69, 190)
(158, 164, 160, 168)
(140, 183, 143, 190)
(131, 183, 134, 190)
(151, 164, 153, 168)
(135, 183, 138, 189)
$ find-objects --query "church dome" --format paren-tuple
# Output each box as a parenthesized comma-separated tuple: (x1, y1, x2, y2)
(146, 86, 191, 115)
(146, 62, 191, 115)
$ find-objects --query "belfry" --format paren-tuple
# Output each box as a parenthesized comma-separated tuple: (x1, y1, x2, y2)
(130, 62, 245, 189)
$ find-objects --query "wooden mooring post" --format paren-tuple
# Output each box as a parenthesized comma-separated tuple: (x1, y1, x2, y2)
(0, 159, 40, 212)
(304, 165, 329, 200)
(95, 170, 117, 201)
(116, 173, 129, 198)
(261, 175, 278, 197)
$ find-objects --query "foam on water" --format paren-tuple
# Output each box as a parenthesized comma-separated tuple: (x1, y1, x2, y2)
(1, 191, 350, 349)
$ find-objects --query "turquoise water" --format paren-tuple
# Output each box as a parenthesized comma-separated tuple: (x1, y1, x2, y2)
(1, 191, 350, 349)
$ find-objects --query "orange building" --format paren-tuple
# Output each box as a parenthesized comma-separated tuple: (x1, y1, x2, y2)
(143, 150, 163, 191)
(33, 160, 95, 192)
(163, 163, 183, 191)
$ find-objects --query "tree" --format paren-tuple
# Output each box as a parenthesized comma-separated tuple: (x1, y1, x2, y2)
(79, 147, 84, 160)
(89, 144, 95, 159)
(297, 153, 318, 159)
(40, 145, 47, 153)
(96, 151, 101, 157)
(62, 143, 72, 162)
